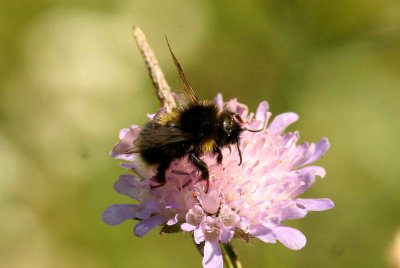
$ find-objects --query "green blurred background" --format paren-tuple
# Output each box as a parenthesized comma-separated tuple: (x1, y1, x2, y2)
(1, 1, 400, 267)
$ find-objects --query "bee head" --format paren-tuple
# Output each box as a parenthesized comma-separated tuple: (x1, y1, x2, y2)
(216, 111, 244, 147)
(216, 110, 267, 166)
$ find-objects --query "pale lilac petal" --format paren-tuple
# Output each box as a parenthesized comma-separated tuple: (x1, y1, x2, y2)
(114, 174, 148, 200)
(167, 214, 179, 225)
(150, 107, 169, 121)
(194, 228, 205, 244)
(214, 94, 223, 110)
(111, 148, 134, 161)
(141, 200, 162, 212)
(118, 125, 139, 140)
(279, 204, 308, 220)
(287, 170, 316, 197)
(203, 216, 222, 242)
(298, 166, 326, 178)
(203, 240, 223, 268)
(186, 205, 205, 226)
(111, 126, 140, 160)
(274, 226, 306, 250)
(102, 204, 140, 225)
(220, 227, 234, 243)
(255, 101, 269, 121)
(219, 206, 239, 228)
(120, 162, 135, 170)
(224, 98, 248, 117)
(181, 223, 197, 232)
(134, 215, 165, 237)
(250, 224, 277, 244)
(134, 208, 152, 220)
(289, 142, 314, 167)
(303, 138, 330, 165)
(224, 98, 238, 111)
(269, 112, 299, 134)
(201, 193, 220, 215)
(235, 102, 248, 117)
(120, 159, 154, 180)
(296, 198, 335, 211)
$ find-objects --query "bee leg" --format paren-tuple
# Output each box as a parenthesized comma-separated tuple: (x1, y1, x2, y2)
(151, 160, 171, 189)
(188, 152, 210, 193)
(213, 147, 223, 164)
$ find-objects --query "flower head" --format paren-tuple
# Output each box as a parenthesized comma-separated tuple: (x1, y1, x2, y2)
(103, 94, 334, 268)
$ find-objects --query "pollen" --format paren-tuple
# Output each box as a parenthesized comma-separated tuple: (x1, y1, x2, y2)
(200, 139, 215, 154)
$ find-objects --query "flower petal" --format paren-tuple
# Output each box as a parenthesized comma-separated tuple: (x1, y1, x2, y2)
(203, 240, 223, 268)
(167, 214, 179, 225)
(150, 107, 167, 120)
(114, 174, 149, 200)
(274, 226, 306, 250)
(118, 127, 130, 140)
(279, 204, 308, 220)
(102, 204, 140, 225)
(269, 112, 299, 134)
(286, 169, 316, 197)
(250, 224, 277, 244)
(134, 215, 165, 237)
(295, 198, 335, 211)
(256, 101, 269, 121)
(220, 227, 234, 243)
(214, 94, 223, 111)
(119, 160, 154, 179)
(299, 166, 326, 178)
(225, 98, 248, 117)
(181, 223, 197, 232)
(194, 228, 205, 244)
(235, 103, 249, 118)
(111, 126, 140, 160)
(134, 207, 152, 220)
(201, 192, 220, 215)
(303, 138, 330, 165)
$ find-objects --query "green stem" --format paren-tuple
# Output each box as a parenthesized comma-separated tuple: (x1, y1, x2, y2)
(221, 243, 243, 268)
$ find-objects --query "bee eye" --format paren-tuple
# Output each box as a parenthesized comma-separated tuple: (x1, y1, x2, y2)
(223, 118, 233, 131)
(222, 114, 241, 137)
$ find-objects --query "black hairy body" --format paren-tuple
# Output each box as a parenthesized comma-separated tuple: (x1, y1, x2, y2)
(136, 101, 243, 189)
(139, 102, 217, 165)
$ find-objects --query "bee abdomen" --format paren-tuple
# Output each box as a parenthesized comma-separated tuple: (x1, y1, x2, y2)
(140, 145, 188, 164)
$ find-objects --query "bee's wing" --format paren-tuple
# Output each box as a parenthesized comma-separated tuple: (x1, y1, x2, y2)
(126, 124, 193, 154)
(166, 37, 199, 105)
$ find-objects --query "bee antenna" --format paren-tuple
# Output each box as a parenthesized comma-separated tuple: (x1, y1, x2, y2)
(244, 113, 268, 132)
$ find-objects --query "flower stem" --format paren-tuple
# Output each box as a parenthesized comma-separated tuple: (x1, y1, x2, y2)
(221, 243, 243, 268)
(132, 26, 176, 111)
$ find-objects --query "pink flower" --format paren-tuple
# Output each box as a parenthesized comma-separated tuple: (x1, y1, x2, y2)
(103, 94, 334, 268)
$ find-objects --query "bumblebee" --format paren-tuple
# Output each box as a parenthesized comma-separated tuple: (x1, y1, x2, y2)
(125, 41, 264, 192)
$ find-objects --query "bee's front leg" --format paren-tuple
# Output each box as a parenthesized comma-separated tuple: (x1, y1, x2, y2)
(188, 151, 210, 193)
(213, 146, 223, 164)
(152, 159, 171, 189)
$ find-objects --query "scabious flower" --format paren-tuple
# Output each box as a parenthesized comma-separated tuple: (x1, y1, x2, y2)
(103, 94, 334, 268)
